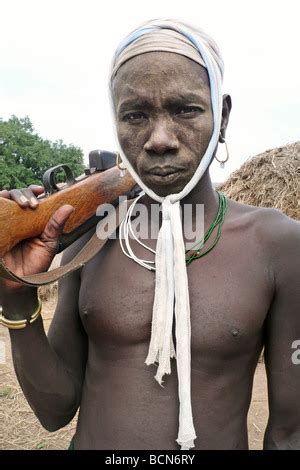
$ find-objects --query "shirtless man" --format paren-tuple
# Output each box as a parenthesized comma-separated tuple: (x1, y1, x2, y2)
(0, 20, 300, 450)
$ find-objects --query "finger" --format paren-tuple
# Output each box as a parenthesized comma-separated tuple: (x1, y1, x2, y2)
(28, 185, 45, 197)
(21, 188, 40, 209)
(9, 189, 31, 208)
(41, 205, 75, 244)
(0, 190, 11, 199)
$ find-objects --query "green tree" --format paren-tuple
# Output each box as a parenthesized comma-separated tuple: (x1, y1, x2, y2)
(0, 116, 85, 190)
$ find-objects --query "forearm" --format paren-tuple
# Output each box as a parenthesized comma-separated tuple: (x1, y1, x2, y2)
(264, 424, 300, 449)
(3, 288, 79, 431)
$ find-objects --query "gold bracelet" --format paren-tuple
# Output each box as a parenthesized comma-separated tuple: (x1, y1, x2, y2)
(0, 299, 42, 330)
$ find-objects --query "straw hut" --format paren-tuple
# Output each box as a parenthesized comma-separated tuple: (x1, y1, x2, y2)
(218, 142, 300, 221)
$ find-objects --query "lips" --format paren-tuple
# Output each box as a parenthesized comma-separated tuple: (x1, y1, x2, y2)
(144, 166, 185, 186)
(147, 166, 184, 177)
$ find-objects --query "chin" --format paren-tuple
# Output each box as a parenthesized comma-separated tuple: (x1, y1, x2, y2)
(141, 174, 188, 197)
(148, 183, 186, 197)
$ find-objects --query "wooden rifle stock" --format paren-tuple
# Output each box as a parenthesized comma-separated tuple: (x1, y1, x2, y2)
(0, 166, 136, 258)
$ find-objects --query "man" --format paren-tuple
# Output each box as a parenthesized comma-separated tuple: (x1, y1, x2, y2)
(0, 19, 300, 450)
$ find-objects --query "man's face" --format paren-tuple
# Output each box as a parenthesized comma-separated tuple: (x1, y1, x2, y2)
(113, 52, 213, 197)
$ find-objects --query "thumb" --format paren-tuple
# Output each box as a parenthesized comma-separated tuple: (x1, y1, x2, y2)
(41, 205, 75, 247)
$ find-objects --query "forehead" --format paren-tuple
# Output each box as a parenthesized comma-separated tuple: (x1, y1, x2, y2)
(112, 51, 210, 104)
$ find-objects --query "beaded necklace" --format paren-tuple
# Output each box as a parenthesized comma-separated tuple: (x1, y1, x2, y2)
(185, 191, 227, 265)
(119, 192, 227, 270)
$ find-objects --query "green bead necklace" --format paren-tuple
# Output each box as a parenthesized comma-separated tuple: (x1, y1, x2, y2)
(185, 192, 227, 266)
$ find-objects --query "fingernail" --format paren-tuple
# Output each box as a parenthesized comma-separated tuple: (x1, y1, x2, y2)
(30, 197, 38, 207)
(20, 196, 28, 204)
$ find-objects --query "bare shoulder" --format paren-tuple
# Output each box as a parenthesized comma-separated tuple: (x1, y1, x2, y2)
(225, 198, 300, 279)
(226, 197, 300, 241)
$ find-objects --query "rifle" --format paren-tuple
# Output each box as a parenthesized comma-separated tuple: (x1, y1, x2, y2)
(0, 150, 139, 259)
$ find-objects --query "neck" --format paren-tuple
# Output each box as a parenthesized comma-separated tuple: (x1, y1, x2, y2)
(141, 169, 218, 228)
(180, 170, 218, 223)
(143, 170, 219, 211)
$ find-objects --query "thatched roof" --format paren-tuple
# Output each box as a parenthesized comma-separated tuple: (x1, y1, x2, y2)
(218, 142, 300, 220)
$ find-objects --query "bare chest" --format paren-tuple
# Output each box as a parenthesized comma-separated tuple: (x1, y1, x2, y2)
(78, 228, 272, 361)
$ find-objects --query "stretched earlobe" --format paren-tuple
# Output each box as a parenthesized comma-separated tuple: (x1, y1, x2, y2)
(215, 133, 230, 168)
(219, 132, 225, 144)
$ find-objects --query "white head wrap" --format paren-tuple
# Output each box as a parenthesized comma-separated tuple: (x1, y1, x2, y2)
(109, 19, 224, 450)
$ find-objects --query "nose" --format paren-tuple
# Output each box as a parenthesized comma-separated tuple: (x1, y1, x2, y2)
(144, 117, 179, 155)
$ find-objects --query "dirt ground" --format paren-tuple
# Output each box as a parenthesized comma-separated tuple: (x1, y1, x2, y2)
(0, 297, 269, 450)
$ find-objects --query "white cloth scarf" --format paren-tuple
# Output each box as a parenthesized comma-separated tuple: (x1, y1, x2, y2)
(109, 19, 224, 450)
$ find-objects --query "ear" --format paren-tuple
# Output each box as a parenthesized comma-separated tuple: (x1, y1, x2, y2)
(219, 94, 232, 143)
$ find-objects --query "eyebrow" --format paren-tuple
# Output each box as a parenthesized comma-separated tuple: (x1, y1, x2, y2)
(118, 98, 152, 114)
(117, 91, 209, 114)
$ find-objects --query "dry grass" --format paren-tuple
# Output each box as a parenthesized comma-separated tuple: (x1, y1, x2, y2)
(38, 254, 62, 302)
(218, 141, 300, 220)
(0, 380, 77, 450)
(0, 298, 77, 450)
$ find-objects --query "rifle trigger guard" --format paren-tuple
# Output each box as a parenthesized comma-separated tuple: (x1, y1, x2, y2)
(42, 164, 76, 195)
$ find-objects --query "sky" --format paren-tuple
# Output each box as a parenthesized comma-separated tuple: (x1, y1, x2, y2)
(1, 0, 299, 182)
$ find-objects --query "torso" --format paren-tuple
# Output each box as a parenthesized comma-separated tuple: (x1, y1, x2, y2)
(74, 199, 274, 449)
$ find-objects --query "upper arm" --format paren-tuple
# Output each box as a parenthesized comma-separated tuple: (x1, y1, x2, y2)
(47, 233, 93, 399)
(264, 214, 300, 448)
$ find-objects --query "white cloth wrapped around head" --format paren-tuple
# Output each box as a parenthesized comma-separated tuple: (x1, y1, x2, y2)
(111, 19, 224, 84)
(110, 18, 224, 450)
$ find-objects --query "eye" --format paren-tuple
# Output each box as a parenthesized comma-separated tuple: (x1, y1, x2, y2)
(123, 112, 147, 122)
(175, 106, 203, 116)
